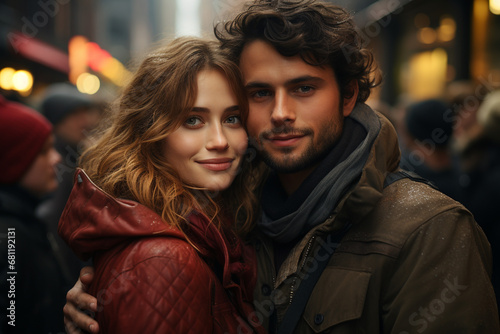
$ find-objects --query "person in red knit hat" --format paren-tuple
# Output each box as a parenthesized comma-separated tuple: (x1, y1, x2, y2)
(0, 95, 69, 333)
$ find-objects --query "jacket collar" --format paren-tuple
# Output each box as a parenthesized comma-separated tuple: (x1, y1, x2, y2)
(58, 169, 256, 292)
(257, 103, 385, 243)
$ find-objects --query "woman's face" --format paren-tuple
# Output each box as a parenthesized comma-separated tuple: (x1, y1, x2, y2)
(164, 69, 248, 192)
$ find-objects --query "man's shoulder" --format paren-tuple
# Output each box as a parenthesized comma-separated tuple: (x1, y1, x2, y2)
(380, 175, 465, 217)
(347, 176, 470, 250)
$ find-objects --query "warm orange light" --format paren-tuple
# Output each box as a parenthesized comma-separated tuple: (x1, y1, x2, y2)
(87, 42, 112, 72)
(0, 67, 15, 90)
(406, 48, 448, 100)
(68, 37, 130, 87)
(418, 27, 437, 44)
(69, 36, 89, 84)
(490, 0, 500, 14)
(438, 16, 456, 42)
(12, 70, 33, 92)
(76, 73, 100, 95)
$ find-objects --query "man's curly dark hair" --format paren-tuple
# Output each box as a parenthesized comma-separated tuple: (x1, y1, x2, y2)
(215, 0, 381, 103)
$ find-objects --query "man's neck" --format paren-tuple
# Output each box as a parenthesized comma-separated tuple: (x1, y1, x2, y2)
(277, 164, 319, 196)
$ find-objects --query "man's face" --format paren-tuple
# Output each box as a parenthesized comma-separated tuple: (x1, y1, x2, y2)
(239, 40, 357, 176)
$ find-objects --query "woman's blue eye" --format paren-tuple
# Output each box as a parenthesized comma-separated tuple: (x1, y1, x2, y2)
(226, 115, 241, 124)
(185, 117, 202, 127)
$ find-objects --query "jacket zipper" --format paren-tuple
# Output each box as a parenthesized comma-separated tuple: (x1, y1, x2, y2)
(289, 235, 316, 304)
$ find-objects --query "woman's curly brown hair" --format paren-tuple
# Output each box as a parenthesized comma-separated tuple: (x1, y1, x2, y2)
(80, 37, 260, 238)
(215, 0, 381, 102)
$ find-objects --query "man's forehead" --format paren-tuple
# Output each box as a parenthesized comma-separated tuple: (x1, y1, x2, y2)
(239, 40, 335, 85)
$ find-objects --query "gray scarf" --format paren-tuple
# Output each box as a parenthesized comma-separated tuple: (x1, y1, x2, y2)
(257, 104, 381, 243)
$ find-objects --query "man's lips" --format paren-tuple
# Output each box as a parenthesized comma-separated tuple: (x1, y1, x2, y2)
(266, 134, 304, 147)
(197, 158, 234, 171)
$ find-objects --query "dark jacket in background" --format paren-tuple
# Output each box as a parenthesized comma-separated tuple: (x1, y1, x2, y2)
(0, 185, 68, 334)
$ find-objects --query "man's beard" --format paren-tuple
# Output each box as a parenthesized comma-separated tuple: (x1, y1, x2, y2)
(250, 117, 344, 174)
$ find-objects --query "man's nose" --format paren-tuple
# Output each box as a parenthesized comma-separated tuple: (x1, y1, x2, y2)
(271, 90, 295, 126)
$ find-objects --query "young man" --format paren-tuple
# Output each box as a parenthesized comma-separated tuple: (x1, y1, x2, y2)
(64, 1, 499, 333)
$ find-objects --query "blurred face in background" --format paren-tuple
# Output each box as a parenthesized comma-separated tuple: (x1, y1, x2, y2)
(20, 134, 61, 196)
(55, 107, 101, 146)
(163, 69, 248, 192)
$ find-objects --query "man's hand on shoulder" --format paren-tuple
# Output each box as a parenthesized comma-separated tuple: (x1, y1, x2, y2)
(63, 266, 100, 334)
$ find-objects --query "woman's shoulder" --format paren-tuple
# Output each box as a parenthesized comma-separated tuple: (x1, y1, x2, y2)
(96, 235, 210, 281)
(92, 236, 215, 333)
(129, 235, 199, 262)
(113, 235, 199, 262)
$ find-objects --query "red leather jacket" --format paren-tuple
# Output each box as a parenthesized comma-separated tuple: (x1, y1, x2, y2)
(59, 169, 266, 333)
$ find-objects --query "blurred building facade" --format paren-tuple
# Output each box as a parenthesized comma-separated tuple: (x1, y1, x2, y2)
(353, 0, 500, 107)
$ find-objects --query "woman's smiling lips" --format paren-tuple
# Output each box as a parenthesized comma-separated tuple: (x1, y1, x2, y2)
(196, 158, 234, 171)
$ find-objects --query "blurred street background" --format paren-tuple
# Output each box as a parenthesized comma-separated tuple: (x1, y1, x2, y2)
(1, 0, 499, 110)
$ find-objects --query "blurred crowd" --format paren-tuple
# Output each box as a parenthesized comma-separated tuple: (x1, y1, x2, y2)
(0, 83, 102, 333)
(383, 80, 500, 309)
(1, 77, 500, 331)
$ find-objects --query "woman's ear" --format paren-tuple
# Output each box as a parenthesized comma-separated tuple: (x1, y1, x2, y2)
(342, 80, 359, 117)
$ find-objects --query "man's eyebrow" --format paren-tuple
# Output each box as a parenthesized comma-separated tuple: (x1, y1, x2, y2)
(286, 75, 325, 85)
(244, 75, 325, 89)
(244, 82, 272, 89)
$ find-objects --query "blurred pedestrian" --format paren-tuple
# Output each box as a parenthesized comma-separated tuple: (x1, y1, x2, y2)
(445, 80, 483, 154)
(457, 89, 500, 309)
(37, 83, 100, 282)
(399, 99, 463, 201)
(0, 95, 67, 333)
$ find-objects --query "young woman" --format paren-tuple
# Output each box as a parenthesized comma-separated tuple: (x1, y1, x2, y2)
(58, 37, 265, 333)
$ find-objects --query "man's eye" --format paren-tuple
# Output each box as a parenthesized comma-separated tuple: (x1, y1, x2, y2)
(251, 90, 271, 98)
(297, 86, 314, 94)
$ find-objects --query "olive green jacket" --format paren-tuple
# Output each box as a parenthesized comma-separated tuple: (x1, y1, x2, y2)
(250, 111, 499, 333)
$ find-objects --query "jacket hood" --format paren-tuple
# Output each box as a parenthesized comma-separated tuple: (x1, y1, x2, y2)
(58, 169, 184, 261)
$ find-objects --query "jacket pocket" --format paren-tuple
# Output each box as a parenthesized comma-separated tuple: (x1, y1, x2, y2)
(303, 267, 371, 332)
